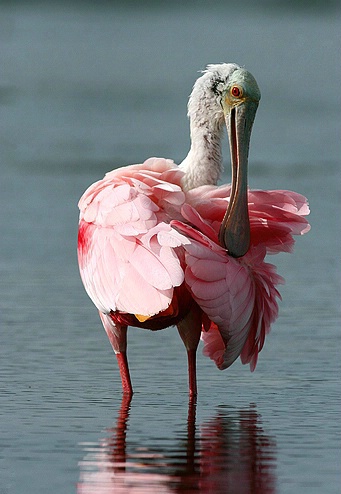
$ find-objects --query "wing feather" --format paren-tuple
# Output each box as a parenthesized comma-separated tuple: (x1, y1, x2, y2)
(172, 207, 284, 371)
(78, 158, 187, 318)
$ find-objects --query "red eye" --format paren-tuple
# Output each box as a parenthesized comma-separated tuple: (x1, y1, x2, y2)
(231, 86, 242, 98)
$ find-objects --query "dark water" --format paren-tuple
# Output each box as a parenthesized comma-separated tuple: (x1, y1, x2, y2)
(1, 3, 340, 493)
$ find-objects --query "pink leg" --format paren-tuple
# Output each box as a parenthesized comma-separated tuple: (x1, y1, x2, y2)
(99, 312, 133, 396)
(116, 352, 133, 396)
(177, 304, 202, 397)
(187, 348, 198, 398)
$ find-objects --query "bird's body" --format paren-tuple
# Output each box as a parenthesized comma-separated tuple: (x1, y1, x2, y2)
(78, 64, 310, 396)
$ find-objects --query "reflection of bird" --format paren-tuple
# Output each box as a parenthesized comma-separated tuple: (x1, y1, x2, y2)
(77, 397, 277, 493)
(78, 63, 310, 396)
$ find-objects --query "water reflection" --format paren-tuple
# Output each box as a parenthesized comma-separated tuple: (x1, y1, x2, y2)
(78, 397, 277, 493)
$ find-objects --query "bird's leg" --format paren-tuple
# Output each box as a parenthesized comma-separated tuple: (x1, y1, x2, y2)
(187, 348, 198, 398)
(115, 352, 133, 396)
(177, 304, 202, 398)
(99, 312, 133, 396)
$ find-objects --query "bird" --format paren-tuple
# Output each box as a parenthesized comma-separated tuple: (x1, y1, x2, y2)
(77, 63, 310, 397)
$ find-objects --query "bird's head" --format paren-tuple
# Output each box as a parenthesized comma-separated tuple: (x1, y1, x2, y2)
(190, 63, 261, 257)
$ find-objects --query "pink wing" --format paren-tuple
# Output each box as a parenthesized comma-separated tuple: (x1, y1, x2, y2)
(173, 219, 281, 371)
(172, 186, 310, 371)
(78, 158, 190, 317)
(186, 185, 310, 254)
(248, 189, 310, 253)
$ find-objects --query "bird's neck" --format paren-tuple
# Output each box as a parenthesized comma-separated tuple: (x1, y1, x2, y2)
(179, 115, 224, 191)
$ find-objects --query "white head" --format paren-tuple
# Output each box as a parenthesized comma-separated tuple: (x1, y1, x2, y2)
(188, 63, 260, 131)
(185, 63, 261, 257)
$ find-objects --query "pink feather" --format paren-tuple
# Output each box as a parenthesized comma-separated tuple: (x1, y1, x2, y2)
(172, 187, 308, 371)
(77, 65, 311, 397)
(78, 158, 189, 317)
(79, 157, 310, 372)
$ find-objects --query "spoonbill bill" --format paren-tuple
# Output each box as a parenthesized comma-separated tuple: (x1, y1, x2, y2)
(78, 63, 310, 397)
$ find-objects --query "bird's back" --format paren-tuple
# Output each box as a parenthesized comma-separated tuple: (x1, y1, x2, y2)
(78, 158, 310, 370)
(78, 158, 190, 321)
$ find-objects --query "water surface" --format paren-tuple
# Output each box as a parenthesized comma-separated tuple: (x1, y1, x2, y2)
(1, 3, 340, 493)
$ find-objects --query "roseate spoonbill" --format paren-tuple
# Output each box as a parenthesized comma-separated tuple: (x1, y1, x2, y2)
(78, 63, 310, 397)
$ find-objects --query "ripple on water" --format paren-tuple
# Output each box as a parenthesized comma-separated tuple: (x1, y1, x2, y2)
(77, 397, 277, 494)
